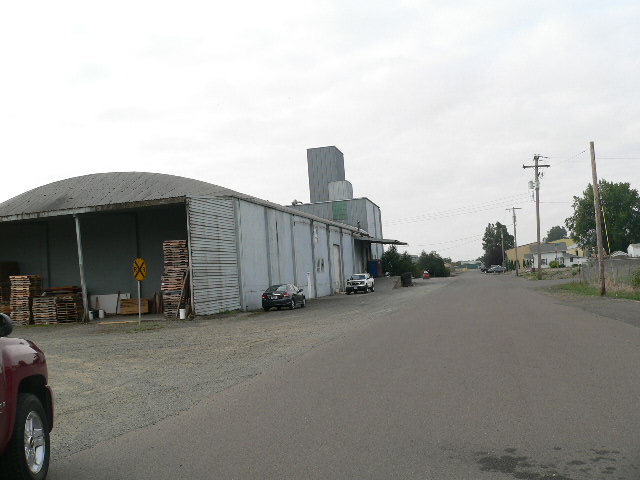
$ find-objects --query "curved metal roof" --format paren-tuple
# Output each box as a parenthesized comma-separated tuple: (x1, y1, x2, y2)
(0, 172, 362, 233)
(0, 172, 250, 219)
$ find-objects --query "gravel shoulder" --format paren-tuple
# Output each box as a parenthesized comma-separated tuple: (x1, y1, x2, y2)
(511, 272, 640, 329)
(10, 276, 453, 459)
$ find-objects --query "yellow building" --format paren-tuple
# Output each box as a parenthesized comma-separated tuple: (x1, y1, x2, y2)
(505, 238, 585, 267)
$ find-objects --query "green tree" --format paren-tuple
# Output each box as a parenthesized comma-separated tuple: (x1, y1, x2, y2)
(416, 251, 450, 277)
(544, 226, 568, 242)
(381, 246, 415, 276)
(481, 222, 514, 266)
(381, 245, 401, 275)
(565, 180, 640, 253)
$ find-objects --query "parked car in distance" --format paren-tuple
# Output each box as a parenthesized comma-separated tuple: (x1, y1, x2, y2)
(422, 270, 430, 279)
(488, 265, 506, 273)
(346, 273, 375, 294)
(261, 284, 306, 311)
(0, 313, 54, 480)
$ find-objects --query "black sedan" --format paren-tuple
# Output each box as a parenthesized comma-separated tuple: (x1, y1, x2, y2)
(261, 284, 306, 311)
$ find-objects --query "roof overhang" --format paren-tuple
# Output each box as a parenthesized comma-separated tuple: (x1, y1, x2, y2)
(353, 235, 407, 245)
(0, 197, 187, 223)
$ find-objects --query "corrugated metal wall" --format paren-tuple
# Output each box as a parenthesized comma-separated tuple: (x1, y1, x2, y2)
(313, 223, 331, 297)
(236, 200, 270, 310)
(266, 209, 295, 286)
(187, 197, 240, 314)
(290, 198, 381, 250)
(293, 217, 314, 296)
(188, 197, 358, 312)
(307, 147, 345, 203)
(365, 201, 383, 259)
(329, 227, 343, 293)
(341, 230, 354, 280)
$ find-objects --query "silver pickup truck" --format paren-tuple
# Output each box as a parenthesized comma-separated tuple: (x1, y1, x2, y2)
(346, 273, 375, 294)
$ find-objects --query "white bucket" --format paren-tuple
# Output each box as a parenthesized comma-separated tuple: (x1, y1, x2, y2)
(98, 310, 105, 319)
(88, 311, 94, 320)
(179, 308, 186, 320)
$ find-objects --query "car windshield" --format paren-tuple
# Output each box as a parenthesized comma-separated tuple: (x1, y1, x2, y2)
(265, 285, 288, 293)
(351, 274, 366, 280)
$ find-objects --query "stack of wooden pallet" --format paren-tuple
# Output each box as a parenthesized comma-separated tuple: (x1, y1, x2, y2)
(32, 297, 57, 325)
(9, 275, 42, 325)
(55, 294, 83, 322)
(32, 287, 84, 324)
(161, 240, 189, 318)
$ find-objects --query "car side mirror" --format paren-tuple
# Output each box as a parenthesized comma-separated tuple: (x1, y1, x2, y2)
(0, 313, 13, 337)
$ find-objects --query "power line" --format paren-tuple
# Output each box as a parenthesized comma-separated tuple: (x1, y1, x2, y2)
(385, 193, 531, 225)
(412, 223, 515, 247)
(547, 149, 588, 166)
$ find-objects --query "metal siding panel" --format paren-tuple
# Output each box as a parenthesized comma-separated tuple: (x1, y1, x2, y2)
(276, 211, 294, 285)
(341, 231, 354, 278)
(188, 197, 240, 314)
(237, 201, 270, 310)
(307, 147, 346, 203)
(314, 224, 331, 297)
(266, 209, 280, 284)
(294, 217, 314, 293)
(374, 205, 384, 259)
(329, 228, 343, 292)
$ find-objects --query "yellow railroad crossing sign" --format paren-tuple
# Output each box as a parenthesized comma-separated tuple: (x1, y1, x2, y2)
(132, 258, 147, 281)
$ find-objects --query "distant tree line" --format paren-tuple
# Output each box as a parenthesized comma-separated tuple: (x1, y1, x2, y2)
(381, 246, 450, 277)
(477, 180, 639, 265)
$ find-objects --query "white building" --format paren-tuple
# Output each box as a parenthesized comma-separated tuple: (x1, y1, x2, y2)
(628, 243, 640, 257)
(530, 242, 587, 269)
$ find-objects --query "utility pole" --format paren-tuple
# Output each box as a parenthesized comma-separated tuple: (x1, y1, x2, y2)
(501, 229, 505, 267)
(507, 207, 522, 276)
(590, 141, 606, 295)
(523, 155, 550, 280)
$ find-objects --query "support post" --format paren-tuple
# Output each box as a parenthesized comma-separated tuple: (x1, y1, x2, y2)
(507, 207, 522, 276)
(74, 215, 89, 322)
(138, 280, 142, 326)
(590, 141, 606, 295)
(523, 155, 550, 279)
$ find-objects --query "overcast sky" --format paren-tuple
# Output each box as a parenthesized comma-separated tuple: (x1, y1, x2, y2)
(1, 1, 638, 261)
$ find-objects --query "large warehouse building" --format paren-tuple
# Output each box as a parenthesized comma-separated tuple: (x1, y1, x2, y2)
(0, 172, 382, 316)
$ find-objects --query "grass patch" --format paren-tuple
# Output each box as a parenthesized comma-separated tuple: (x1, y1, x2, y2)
(552, 282, 640, 301)
(522, 268, 579, 280)
(126, 323, 164, 333)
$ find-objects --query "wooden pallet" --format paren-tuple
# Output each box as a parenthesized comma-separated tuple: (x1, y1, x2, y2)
(118, 298, 149, 315)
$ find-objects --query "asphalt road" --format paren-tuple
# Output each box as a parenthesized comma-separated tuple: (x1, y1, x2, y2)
(50, 272, 640, 479)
